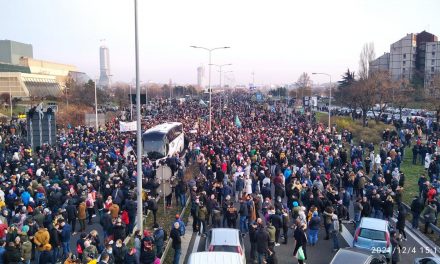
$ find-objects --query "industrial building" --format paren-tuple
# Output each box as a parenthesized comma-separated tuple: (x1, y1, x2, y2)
(0, 39, 89, 98)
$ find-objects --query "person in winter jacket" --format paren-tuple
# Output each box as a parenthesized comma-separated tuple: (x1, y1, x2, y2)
(308, 211, 320, 246)
(153, 224, 165, 258)
(21, 235, 32, 263)
(267, 221, 276, 250)
(410, 196, 424, 229)
(82, 240, 98, 264)
(100, 209, 113, 239)
(330, 214, 340, 251)
(423, 200, 437, 234)
(113, 239, 128, 264)
(170, 222, 181, 264)
(78, 201, 87, 232)
(390, 230, 402, 264)
(396, 203, 407, 240)
(256, 222, 270, 264)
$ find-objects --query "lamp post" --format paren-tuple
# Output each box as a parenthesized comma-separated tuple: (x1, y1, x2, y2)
(312, 72, 332, 130)
(190, 46, 230, 133)
(213, 64, 232, 119)
(133, 0, 143, 233)
(94, 79, 98, 130)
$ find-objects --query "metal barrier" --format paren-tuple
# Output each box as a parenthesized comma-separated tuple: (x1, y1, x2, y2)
(400, 200, 440, 235)
(365, 174, 440, 237)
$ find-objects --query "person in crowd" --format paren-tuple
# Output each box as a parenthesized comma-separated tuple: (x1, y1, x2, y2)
(170, 222, 181, 264)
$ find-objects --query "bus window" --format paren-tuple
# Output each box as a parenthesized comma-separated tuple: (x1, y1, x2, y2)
(143, 132, 166, 159)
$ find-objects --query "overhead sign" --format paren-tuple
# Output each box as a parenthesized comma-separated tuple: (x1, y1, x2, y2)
(119, 121, 137, 132)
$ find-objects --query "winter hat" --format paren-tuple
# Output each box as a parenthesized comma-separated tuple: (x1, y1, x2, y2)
(292, 201, 299, 207)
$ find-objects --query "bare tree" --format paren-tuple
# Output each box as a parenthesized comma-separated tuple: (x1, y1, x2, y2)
(393, 79, 414, 120)
(368, 71, 393, 123)
(296, 72, 312, 99)
(359, 42, 376, 80)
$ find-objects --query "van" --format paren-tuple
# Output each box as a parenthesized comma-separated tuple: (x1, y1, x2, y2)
(188, 252, 244, 264)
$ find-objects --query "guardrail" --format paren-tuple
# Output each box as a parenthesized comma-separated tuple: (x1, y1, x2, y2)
(160, 194, 190, 263)
(399, 201, 440, 235)
(363, 174, 440, 237)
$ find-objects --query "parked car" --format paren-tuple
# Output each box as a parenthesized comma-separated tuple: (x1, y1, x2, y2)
(205, 228, 246, 264)
(188, 252, 244, 264)
(330, 248, 386, 264)
(353, 217, 393, 261)
(414, 258, 440, 264)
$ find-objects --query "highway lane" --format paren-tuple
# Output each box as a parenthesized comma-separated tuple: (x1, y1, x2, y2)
(186, 217, 440, 264)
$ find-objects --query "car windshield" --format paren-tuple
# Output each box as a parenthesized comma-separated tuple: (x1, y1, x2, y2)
(359, 228, 386, 240)
(212, 245, 239, 253)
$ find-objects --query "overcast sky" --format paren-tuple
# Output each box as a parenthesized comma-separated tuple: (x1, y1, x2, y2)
(2, 0, 440, 86)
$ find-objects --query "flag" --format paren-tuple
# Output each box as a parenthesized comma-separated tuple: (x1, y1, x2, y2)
(123, 138, 134, 158)
(235, 115, 242, 128)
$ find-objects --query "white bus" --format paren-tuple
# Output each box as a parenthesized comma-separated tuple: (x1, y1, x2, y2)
(142, 122, 184, 160)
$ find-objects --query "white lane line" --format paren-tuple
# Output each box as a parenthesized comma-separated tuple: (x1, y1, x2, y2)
(405, 227, 440, 258)
(193, 233, 201, 253)
(340, 224, 354, 246)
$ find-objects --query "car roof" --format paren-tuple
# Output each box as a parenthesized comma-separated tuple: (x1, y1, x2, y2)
(360, 217, 388, 231)
(188, 252, 243, 264)
(210, 228, 240, 246)
(330, 248, 372, 264)
(414, 257, 440, 263)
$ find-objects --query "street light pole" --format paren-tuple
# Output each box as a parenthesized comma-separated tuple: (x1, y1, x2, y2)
(94, 79, 98, 130)
(312, 72, 332, 130)
(134, 0, 143, 233)
(190, 46, 230, 134)
(212, 64, 231, 120)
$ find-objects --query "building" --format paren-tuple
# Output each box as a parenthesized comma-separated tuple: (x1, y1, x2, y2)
(197, 66, 205, 88)
(370, 31, 440, 88)
(0, 40, 33, 65)
(425, 41, 440, 87)
(0, 57, 80, 98)
(98, 45, 111, 88)
(369, 52, 390, 72)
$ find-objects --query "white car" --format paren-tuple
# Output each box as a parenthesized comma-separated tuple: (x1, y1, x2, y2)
(205, 228, 246, 264)
(188, 252, 244, 264)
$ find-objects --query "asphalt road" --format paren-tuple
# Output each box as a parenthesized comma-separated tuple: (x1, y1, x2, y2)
(184, 212, 440, 264)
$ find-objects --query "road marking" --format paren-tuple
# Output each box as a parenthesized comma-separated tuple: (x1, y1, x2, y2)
(406, 226, 440, 258)
(341, 224, 354, 246)
(193, 233, 201, 253)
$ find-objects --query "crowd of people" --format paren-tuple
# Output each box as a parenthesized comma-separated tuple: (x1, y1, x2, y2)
(0, 93, 438, 264)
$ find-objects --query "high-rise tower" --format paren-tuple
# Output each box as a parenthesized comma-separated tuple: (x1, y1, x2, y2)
(197, 66, 205, 88)
(98, 45, 111, 88)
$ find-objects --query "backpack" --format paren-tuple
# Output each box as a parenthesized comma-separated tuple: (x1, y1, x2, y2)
(163, 229, 168, 241)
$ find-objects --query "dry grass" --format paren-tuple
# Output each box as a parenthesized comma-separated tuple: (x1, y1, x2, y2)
(316, 112, 393, 145)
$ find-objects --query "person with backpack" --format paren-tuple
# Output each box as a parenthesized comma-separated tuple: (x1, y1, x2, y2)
(147, 197, 158, 226)
(226, 201, 238, 228)
(153, 224, 165, 258)
(172, 214, 185, 237)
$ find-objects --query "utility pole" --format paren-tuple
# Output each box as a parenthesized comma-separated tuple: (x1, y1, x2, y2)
(134, 0, 143, 233)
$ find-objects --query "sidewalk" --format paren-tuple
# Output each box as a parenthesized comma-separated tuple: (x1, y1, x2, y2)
(180, 215, 195, 264)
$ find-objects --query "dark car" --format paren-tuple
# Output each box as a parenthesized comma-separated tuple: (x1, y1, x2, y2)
(330, 248, 387, 264)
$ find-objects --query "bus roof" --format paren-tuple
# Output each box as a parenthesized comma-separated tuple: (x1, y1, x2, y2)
(144, 122, 182, 134)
